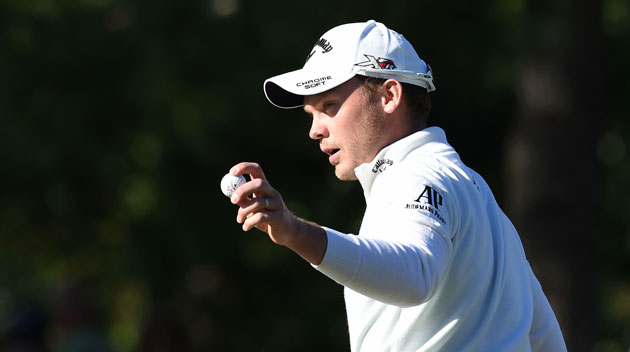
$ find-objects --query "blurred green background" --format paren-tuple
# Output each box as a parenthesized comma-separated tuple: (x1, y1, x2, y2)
(0, 0, 628, 351)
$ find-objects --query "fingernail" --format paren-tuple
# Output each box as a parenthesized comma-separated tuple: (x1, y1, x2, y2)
(230, 167, 237, 175)
(231, 194, 237, 203)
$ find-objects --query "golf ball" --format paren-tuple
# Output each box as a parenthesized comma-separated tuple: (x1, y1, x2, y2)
(221, 173, 246, 197)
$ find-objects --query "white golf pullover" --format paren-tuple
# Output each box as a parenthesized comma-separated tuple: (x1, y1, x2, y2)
(314, 127, 566, 352)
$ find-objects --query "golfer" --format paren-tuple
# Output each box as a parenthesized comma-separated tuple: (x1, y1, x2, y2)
(229, 20, 566, 351)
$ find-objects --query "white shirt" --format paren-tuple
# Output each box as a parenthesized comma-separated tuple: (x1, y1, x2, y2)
(314, 127, 566, 351)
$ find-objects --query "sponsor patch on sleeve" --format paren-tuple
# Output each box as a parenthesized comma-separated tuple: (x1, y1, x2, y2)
(404, 185, 447, 225)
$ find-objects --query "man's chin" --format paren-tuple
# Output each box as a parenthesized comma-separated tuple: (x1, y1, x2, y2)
(334, 166, 358, 181)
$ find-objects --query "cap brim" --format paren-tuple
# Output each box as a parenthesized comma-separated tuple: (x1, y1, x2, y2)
(263, 68, 355, 109)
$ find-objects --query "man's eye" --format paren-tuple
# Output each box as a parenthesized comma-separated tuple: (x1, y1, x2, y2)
(324, 102, 335, 109)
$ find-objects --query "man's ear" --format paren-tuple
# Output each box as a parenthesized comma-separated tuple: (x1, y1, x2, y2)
(381, 79, 403, 114)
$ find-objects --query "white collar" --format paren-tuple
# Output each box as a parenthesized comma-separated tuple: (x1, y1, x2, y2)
(354, 126, 450, 198)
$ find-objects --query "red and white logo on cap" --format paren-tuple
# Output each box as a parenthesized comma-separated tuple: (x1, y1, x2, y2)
(355, 54, 397, 70)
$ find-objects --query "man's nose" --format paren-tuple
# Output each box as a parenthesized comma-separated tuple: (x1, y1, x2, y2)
(309, 114, 329, 140)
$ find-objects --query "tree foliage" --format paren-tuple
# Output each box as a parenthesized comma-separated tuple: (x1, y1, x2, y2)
(0, 0, 628, 351)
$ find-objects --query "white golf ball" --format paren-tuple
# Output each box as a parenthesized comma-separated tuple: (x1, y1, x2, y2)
(220, 173, 246, 197)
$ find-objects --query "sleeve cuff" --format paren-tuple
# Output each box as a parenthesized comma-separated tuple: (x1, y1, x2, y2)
(311, 227, 362, 285)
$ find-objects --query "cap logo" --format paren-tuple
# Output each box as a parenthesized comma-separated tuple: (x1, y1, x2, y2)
(315, 38, 333, 53)
(306, 37, 333, 63)
(296, 75, 333, 89)
(355, 54, 397, 70)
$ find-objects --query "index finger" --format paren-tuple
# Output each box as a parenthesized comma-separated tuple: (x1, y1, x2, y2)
(230, 162, 267, 181)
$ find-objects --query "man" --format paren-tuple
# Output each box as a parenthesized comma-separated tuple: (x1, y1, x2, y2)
(228, 20, 566, 351)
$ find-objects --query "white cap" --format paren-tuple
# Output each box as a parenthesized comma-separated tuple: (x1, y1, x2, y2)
(263, 20, 435, 109)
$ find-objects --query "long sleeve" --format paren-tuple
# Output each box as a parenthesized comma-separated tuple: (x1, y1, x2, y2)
(313, 225, 451, 307)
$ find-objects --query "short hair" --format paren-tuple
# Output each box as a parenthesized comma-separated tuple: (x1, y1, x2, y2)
(356, 75, 432, 124)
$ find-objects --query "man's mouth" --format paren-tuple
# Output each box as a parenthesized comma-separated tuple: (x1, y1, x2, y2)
(322, 147, 341, 165)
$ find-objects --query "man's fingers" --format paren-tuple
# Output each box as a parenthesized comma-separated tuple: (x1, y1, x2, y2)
(226, 162, 286, 236)
(236, 197, 271, 223)
(230, 162, 267, 181)
(242, 211, 270, 232)
(230, 178, 271, 205)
